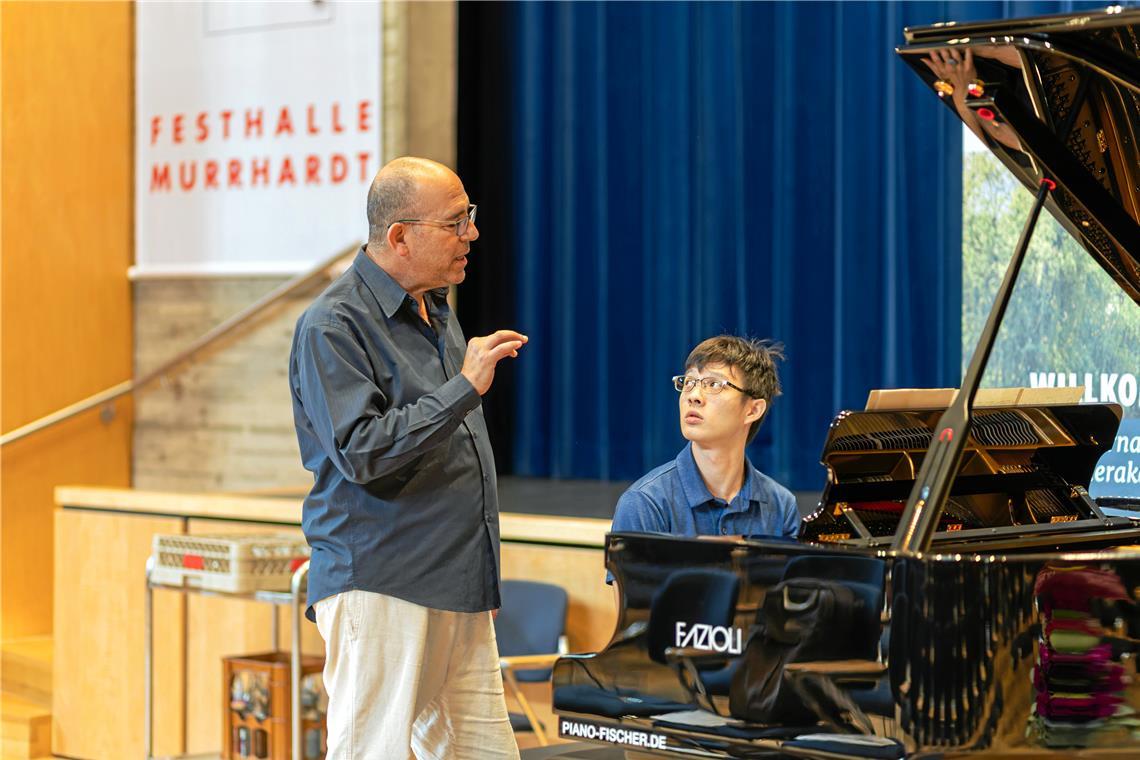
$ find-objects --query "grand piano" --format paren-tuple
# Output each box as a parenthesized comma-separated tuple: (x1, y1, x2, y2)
(551, 7, 1140, 758)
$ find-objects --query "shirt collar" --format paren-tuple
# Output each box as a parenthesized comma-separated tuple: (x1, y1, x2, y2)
(352, 247, 449, 320)
(675, 442, 767, 513)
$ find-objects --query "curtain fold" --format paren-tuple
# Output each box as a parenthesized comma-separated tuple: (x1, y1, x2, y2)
(461, 0, 1101, 490)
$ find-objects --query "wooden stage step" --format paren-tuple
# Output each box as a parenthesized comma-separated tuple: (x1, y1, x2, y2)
(1, 692, 51, 759)
(1, 636, 52, 704)
(2, 636, 53, 759)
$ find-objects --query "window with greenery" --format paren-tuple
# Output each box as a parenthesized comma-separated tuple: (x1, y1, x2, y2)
(963, 140, 1140, 498)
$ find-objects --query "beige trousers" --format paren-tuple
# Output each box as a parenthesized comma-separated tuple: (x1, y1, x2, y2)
(314, 589, 520, 760)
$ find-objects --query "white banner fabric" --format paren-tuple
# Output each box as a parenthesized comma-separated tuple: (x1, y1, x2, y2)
(134, 1, 381, 276)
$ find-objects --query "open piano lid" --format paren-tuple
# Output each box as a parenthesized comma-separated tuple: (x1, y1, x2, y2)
(898, 6, 1140, 304)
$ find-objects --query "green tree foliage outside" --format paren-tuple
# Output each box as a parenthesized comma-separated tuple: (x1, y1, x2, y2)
(963, 148, 1140, 418)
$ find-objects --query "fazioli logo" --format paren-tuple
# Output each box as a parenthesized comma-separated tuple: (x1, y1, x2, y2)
(674, 621, 743, 654)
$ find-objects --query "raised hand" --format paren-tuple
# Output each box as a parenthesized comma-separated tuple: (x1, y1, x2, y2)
(922, 47, 1022, 152)
(461, 330, 528, 395)
(922, 47, 976, 98)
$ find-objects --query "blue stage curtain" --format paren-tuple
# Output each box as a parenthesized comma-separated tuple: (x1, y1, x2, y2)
(497, 0, 1100, 489)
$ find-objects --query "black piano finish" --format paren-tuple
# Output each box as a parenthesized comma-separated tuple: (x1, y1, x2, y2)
(899, 6, 1140, 305)
(555, 536, 1140, 758)
(553, 6, 1140, 758)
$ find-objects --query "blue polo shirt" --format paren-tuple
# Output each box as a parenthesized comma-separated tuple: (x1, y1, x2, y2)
(611, 443, 800, 539)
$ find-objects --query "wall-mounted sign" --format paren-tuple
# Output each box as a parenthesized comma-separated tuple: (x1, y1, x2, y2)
(134, 2, 381, 277)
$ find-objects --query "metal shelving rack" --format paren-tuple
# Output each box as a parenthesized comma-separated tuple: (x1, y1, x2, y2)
(144, 557, 311, 760)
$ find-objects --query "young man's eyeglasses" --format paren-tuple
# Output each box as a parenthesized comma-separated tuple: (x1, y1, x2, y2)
(393, 204, 477, 237)
(672, 375, 753, 396)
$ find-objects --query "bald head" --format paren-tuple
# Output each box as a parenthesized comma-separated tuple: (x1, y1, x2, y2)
(366, 157, 456, 246)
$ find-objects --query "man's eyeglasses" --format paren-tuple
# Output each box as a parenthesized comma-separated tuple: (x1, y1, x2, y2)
(393, 204, 477, 237)
(672, 375, 752, 396)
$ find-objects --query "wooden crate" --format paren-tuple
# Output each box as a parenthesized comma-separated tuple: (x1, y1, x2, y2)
(222, 652, 326, 760)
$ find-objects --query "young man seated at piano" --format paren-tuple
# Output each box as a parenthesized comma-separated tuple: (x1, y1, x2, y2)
(610, 335, 800, 545)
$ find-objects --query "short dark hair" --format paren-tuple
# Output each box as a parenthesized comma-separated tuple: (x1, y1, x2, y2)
(685, 335, 785, 443)
(366, 170, 416, 245)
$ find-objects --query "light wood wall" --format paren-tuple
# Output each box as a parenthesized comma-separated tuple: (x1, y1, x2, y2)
(502, 544, 616, 654)
(52, 493, 612, 758)
(53, 509, 184, 759)
(0, 0, 134, 638)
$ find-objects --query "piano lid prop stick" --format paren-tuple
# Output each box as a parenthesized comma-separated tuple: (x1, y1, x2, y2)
(893, 177, 1056, 555)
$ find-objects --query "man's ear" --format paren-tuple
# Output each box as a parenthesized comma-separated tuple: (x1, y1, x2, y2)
(386, 221, 410, 256)
(745, 398, 767, 427)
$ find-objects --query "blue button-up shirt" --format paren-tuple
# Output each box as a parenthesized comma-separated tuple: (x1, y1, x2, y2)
(611, 443, 800, 539)
(289, 249, 500, 619)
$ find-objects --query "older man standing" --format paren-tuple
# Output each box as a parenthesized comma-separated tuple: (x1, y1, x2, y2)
(289, 157, 525, 758)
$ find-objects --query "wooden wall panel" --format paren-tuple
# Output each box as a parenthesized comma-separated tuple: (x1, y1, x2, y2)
(501, 544, 617, 654)
(50, 494, 609, 757)
(53, 509, 184, 759)
(0, 1, 134, 638)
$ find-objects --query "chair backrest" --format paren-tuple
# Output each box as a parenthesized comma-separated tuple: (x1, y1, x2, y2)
(781, 554, 886, 587)
(780, 554, 886, 661)
(647, 568, 740, 665)
(494, 579, 569, 681)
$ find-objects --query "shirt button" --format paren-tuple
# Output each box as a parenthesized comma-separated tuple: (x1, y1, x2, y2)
(483, 474, 490, 482)
(472, 431, 479, 439)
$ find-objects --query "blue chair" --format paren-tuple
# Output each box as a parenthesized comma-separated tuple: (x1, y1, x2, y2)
(494, 580, 569, 746)
(653, 568, 741, 713)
